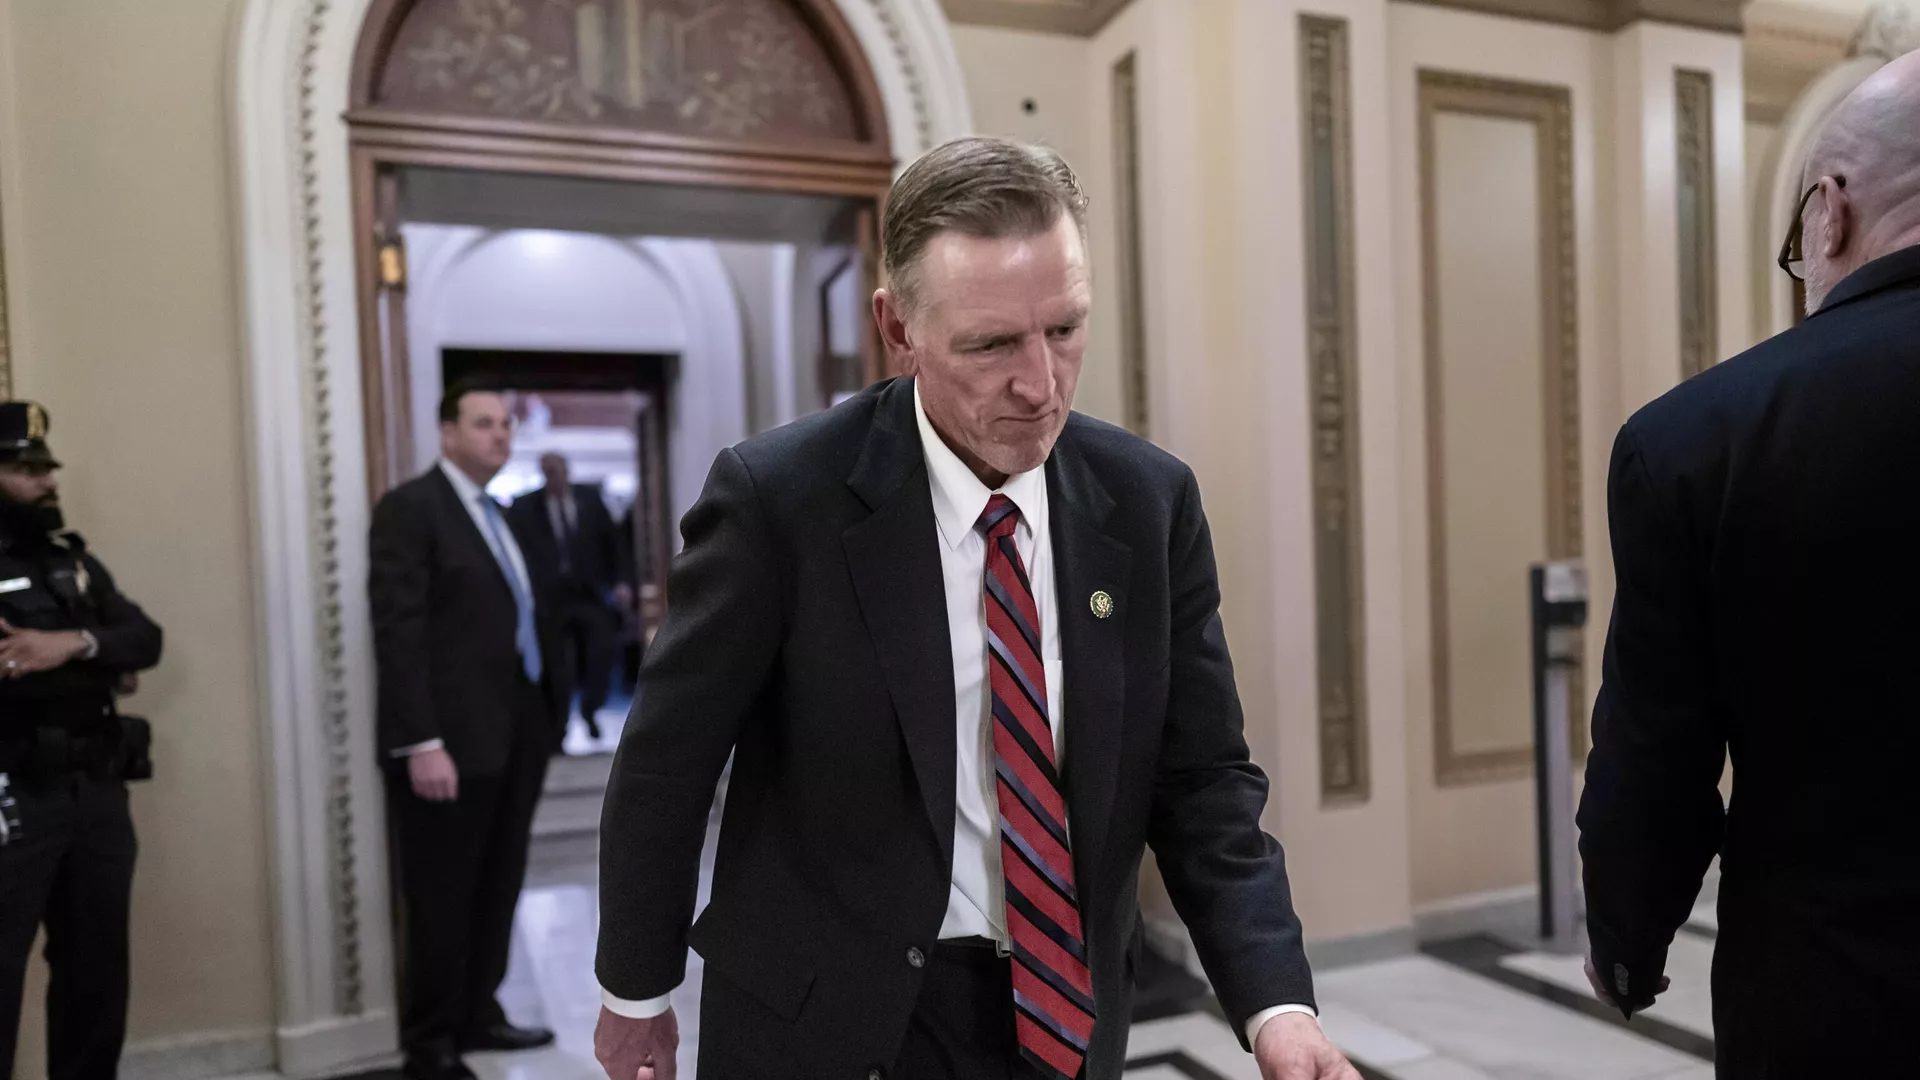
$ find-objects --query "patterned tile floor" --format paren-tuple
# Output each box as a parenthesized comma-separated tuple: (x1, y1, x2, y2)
(458, 746, 1721, 1080)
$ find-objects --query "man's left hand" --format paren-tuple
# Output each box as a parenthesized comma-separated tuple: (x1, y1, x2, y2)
(0, 619, 88, 678)
(1583, 952, 1668, 1016)
(1254, 1012, 1363, 1080)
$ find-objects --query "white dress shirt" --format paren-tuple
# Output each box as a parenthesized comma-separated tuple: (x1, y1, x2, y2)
(392, 461, 535, 759)
(604, 387, 1311, 1046)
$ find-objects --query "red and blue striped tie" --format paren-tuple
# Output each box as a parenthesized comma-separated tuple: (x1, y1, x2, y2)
(978, 494, 1095, 1080)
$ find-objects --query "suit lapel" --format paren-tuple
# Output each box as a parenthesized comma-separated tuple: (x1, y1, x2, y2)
(842, 381, 959, 867)
(1047, 432, 1132, 883)
(428, 467, 513, 599)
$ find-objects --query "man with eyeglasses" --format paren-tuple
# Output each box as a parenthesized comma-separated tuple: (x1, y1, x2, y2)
(1577, 49, 1920, 1076)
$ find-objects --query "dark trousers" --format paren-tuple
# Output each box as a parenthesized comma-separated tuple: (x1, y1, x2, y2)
(0, 774, 137, 1080)
(388, 679, 551, 1056)
(555, 597, 617, 723)
(892, 943, 1058, 1080)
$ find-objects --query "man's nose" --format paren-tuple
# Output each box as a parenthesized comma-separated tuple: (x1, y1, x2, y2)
(1009, 337, 1055, 406)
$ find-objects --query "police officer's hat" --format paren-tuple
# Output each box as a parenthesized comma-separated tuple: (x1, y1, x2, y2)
(0, 400, 61, 468)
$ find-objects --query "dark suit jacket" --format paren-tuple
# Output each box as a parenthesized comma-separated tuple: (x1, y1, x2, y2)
(1579, 245, 1920, 1074)
(596, 378, 1312, 1080)
(369, 466, 563, 775)
(508, 482, 627, 603)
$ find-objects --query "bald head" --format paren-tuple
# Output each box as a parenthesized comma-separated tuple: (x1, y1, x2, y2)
(1799, 49, 1920, 312)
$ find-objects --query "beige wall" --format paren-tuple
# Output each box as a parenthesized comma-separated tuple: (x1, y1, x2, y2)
(0, 0, 277, 1072)
(1748, 119, 1784, 342)
(948, 24, 1123, 425)
(1390, 1, 1620, 907)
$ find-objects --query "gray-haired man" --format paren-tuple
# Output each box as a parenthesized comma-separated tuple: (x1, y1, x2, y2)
(593, 138, 1358, 1080)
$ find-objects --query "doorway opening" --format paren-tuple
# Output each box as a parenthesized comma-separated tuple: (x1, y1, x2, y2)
(347, 1, 896, 1068)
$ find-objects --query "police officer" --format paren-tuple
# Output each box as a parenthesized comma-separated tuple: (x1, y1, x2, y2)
(0, 401, 162, 1080)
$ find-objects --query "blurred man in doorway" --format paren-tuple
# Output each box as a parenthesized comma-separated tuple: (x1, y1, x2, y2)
(369, 384, 562, 1080)
(510, 452, 630, 745)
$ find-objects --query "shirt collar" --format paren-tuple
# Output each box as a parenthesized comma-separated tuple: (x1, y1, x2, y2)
(439, 459, 488, 508)
(912, 380, 1047, 551)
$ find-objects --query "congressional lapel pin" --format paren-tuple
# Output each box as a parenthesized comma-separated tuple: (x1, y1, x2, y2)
(0, 577, 29, 594)
(1090, 590, 1115, 619)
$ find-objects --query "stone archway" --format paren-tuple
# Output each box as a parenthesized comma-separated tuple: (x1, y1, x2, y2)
(229, 1, 971, 1074)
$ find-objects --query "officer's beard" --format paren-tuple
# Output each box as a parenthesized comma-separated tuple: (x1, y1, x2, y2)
(0, 494, 62, 544)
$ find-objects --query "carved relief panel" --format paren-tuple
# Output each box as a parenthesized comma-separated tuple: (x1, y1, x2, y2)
(375, 0, 865, 143)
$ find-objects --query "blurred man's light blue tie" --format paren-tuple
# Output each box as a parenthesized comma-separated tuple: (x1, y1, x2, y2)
(479, 494, 543, 683)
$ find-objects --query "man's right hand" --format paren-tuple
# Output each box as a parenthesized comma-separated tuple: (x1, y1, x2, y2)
(408, 746, 459, 802)
(595, 1006, 678, 1080)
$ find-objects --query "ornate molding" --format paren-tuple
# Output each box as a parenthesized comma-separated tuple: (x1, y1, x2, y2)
(1299, 15, 1368, 805)
(1418, 70, 1582, 786)
(1111, 51, 1148, 438)
(939, 0, 1131, 36)
(300, 0, 369, 1018)
(1675, 68, 1717, 382)
(1853, 0, 1920, 59)
(0, 194, 10, 401)
(868, 0, 934, 152)
(1397, 0, 1740, 34)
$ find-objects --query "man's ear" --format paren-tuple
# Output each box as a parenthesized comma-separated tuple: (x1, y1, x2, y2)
(873, 288, 918, 375)
(1820, 178, 1854, 260)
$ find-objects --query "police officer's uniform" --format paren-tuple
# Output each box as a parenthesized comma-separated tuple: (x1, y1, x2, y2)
(0, 402, 162, 1080)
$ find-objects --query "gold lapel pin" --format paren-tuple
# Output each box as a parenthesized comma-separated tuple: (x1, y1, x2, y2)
(1090, 590, 1115, 619)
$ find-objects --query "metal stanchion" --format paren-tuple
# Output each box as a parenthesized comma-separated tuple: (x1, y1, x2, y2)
(1531, 561, 1587, 950)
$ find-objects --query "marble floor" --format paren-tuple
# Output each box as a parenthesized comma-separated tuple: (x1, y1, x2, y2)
(469, 772, 1723, 1080)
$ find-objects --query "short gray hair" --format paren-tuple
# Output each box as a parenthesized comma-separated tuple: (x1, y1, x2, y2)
(882, 136, 1090, 310)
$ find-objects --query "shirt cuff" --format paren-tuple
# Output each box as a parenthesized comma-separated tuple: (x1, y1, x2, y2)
(78, 630, 100, 661)
(1246, 1004, 1319, 1047)
(391, 739, 445, 758)
(602, 988, 676, 1019)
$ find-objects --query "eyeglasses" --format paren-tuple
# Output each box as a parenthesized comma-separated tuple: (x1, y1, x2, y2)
(1778, 175, 1846, 283)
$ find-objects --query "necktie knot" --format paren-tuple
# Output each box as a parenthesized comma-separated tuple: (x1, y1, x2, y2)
(976, 494, 1021, 541)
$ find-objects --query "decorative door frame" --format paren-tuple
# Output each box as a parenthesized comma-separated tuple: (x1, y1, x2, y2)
(230, 1, 971, 1074)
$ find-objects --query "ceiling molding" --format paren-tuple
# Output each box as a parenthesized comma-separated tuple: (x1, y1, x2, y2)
(1745, 0, 1863, 126)
(940, 0, 1134, 36)
(1396, 0, 1743, 34)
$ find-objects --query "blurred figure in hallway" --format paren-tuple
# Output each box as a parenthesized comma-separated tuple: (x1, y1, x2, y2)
(1579, 48, 1920, 1077)
(0, 401, 163, 1080)
(370, 384, 563, 1080)
(511, 452, 630, 745)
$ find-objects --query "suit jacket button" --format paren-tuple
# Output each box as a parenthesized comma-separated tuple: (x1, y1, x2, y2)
(907, 947, 925, 969)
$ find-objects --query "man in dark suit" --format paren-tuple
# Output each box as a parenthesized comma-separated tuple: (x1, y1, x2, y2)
(592, 139, 1358, 1080)
(510, 452, 630, 743)
(369, 384, 563, 1080)
(1578, 51, 1920, 1076)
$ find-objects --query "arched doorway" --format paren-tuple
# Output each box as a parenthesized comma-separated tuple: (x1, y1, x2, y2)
(347, 0, 897, 495)
(230, 1, 971, 1073)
